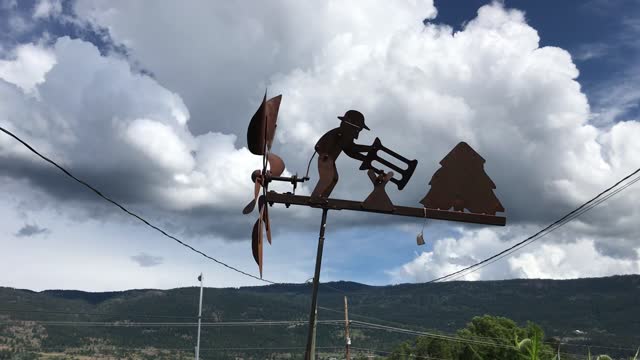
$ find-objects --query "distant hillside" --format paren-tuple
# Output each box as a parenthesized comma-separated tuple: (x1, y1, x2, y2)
(0, 275, 638, 359)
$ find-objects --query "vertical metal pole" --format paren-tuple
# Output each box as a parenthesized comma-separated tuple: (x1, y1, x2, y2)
(304, 208, 329, 360)
(196, 273, 204, 360)
(344, 296, 350, 360)
(310, 307, 318, 360)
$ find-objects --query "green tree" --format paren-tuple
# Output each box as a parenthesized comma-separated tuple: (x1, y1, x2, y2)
(414, 336, 462, 359)
(457, 316, 554, 360)
(386, 315, 557, 360)
(387, 341, 413, 360)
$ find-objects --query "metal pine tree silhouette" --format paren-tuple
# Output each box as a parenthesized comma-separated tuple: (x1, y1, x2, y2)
(420, 142, 504, 215)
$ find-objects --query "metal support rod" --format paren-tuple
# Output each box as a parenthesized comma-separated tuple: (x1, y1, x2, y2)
(304, 208, 329, 360)
(195, 273, 204, 360)
(310, 307, 318, 360)
(265, 192, 506, 226)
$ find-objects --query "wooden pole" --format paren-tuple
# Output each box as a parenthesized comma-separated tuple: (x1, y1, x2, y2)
(344, 296, 350, 360)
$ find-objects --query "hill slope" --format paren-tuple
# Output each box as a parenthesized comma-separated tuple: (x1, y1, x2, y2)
(0, 275, 638, 358)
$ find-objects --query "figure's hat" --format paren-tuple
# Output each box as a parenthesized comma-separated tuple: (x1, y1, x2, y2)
(338, 110, 370, 130)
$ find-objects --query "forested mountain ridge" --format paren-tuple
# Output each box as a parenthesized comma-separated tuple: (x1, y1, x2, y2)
(0, 275, 638, 359)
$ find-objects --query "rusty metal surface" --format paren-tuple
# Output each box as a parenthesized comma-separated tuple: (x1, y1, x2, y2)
(244, 98, 506, 282)
(420, 142, 504, 215)
(242, 176, 262, 214)
(247, 92, 282, 156)
(243, 97, 508, 357)
(259, 195, 272, 245)
(268, 153, 285, 177)
(251, 215, 263, 277)
(244, 92, 286, 278)
(304, 208, 329, 360)
(310, 152, 339, 200)
(359, 137, 418, 190)
(265, 95, 282, 149)
(362, 169, 394, 212)
(311, 111, 417, 200)
(247, 92, 267, 156)
(251, 195, 272, 277)
(265, 191, 506, 226)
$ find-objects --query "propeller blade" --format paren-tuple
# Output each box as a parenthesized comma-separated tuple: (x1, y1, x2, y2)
(259, 196, 272, 245)
(251, 219, 260, 264)
(247, 91, 267, 155)
(268, 153, 285, 177)
(265, 204, 272, 245)
(265, 95, 282, 150)
(242, 199, 256, 215)
(258, 211, 263, 277)
(242, 180, 262, 214)
(251, 217, 264, 277)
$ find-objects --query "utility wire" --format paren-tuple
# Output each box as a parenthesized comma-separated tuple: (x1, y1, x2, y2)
(349, 346, 584, 360)
(2, 126, 638, 355)
(347, 319, 639, 353)
(8, 345, 345, 352)
(443, 172, 640, 282)
(0, 308, 199, 320)
(350, 320, 516, 350)
(0, 308, 299, 322)
(10, 345, 595, 359)
(0, 126, 273, 284)
(3, 313, 635, 353)
(2, 306, 595, 350)
(444, 173, 640, 282)
(0, 319, 344, 327)
(6, 301, 627, 351)
(429, 167, 640, 283)
(5, 124, 638, 290)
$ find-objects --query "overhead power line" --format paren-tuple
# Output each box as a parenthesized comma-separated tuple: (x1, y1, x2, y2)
(3, 124, 640, 353)
(350, 320, 517, 350)
(429, 167, 640, 283)
(349, 346, 586, 360)
(4, 125, 639, 289)
(9, 345, 346, 353)
(0, 319, 344, 327)
(3, 311, 635, 353)
(0, 308, 295, 322)
(0, 126, 273, 284)
(8, 307, 636, 353)
(442, 172, 640, 283)
(0, 308, 199, 320)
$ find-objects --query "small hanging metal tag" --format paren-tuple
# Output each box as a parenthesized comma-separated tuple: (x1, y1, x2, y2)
(416, 207, 427, 246)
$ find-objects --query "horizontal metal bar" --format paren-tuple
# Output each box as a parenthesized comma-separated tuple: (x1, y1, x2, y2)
(269, 175, 309, 183)
(265, 192, 506, 226)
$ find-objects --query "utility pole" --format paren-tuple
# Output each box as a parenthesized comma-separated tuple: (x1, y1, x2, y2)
(195, 273, 204, 360)
(344, 296, 350, 360)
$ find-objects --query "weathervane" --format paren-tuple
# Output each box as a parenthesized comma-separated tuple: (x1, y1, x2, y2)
(242, 91, 506, 360)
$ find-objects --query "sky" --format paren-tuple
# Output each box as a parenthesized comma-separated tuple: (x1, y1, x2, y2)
(0, 0, 639, 291)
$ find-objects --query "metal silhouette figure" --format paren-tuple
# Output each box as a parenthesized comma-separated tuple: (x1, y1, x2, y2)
(420, 142, 505, 215)
(310, 110, 418, 202)
(241, 92, 506, 360)
(310, 110, 372, 201)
